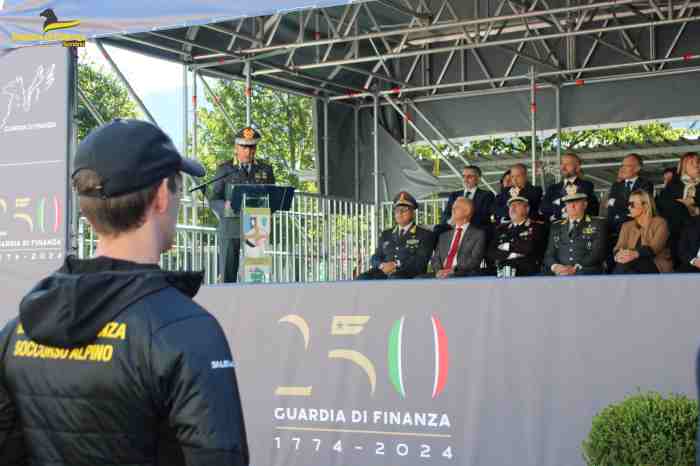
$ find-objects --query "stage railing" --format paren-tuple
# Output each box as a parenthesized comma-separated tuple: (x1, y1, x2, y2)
(380, 196, 447, 231)
(269, 193, 376, 282)
(77, 193, 377, 284)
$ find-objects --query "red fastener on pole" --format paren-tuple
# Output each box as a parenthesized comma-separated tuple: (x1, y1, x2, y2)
(245, 87, 252, 97)
(530, 103, 537, 114)
(682, 53, 694, 62)
(575, 79, 585, 86)
(390, 87, 401, 95)
(314, 32, 321, 40)
(192, 95, 197, 106)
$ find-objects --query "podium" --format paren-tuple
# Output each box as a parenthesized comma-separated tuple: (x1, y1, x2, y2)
(225, 184, 295, 283)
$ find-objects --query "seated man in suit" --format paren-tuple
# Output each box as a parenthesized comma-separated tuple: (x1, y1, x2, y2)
(607, 153, 654, 244)
(494, 163, 543, 224)
(488, 192, 546, 276)
(677, 216, 700, 273)
(439, 166, 495, 230)
(358, 191, 435, 280)
(543, 186, 607, 276)
(429, 197, 486, 278)
(540, 153, 599, 222)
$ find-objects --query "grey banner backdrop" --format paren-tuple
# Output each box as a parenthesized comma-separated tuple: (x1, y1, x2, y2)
(197, 274, 700, 466)
(0, 44, 70, 317)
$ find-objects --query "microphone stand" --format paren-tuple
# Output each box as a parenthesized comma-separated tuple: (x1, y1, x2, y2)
(189, 170, 232, 280)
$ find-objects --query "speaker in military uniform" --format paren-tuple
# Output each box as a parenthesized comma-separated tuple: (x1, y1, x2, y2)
(487, 189, 546, 277)
(358, 192, 435, 280)
(543, 185, 607, 276)
(210, 127, 276, 283)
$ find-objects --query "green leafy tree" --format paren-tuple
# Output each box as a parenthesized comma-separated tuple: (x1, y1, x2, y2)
(196, 79, 316, 191)
(410, 122, 698, 177)
(76, 60, 138, 140)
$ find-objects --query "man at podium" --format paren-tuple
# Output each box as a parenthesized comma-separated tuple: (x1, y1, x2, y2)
(210, 127, 276, 282)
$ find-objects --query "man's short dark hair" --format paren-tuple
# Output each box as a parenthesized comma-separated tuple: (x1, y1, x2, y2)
(663, 166, 677, 176)
(74, 170, 181, 236)
(562, 153, 581, 164)
(511, 163, 528, 173)
(624, 153, 643, 167)
(464, 166, 482, 177)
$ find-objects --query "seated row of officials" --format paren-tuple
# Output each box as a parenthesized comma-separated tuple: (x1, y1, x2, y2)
(358, 152, 700, 279)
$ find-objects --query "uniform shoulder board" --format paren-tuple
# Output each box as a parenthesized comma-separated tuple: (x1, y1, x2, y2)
(553, 219, 566, 225)
(532, 220, 545, 224)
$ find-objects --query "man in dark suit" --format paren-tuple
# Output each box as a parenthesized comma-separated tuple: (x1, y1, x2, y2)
(430, 197, 486, 278)
(540, 153, 599, 222)
(607, 154, 654, 238)
(606, 153, 654, 271)
(544, 187, 607, 275)
(677, 216, 700, 273)
(488, 193, 546, 276)
(494, 163, 543, 224)
(440, 166, 495, 228)
(358, 191, 435, 280)
(210, 127, 276, 283)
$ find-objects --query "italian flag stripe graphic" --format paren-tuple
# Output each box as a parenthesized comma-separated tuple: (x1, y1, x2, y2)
(388, 317, 405, 398)
(431, 315, 449, 399)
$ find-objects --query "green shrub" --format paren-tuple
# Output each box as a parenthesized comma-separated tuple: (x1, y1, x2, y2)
(583, 391, 697, 466)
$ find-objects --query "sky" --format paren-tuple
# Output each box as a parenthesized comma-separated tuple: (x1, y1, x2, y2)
(81, 42, 195, 152)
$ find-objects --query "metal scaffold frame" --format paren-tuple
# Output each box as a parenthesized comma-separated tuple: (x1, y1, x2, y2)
(73, 0, 700, 283)
(98, 0, 700, 200)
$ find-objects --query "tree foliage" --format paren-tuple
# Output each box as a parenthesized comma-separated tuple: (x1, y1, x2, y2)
(76, 60, 138, 140)
(195, 79, 317, 191)
(411, 122, 699, 169)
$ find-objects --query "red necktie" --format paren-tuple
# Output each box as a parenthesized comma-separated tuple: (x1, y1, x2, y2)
(444, 227, 463, 269)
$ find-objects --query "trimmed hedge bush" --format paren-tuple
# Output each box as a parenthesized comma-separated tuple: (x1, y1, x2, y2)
(582, 391, 697, 466)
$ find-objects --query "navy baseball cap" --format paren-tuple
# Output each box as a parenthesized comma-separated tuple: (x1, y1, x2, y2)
(72, 119, 205, 198)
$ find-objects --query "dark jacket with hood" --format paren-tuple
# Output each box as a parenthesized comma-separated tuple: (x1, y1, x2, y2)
(0, 256, 249, 466)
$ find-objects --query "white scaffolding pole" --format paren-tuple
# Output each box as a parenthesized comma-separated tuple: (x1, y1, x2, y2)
(95, 40, 158, 126)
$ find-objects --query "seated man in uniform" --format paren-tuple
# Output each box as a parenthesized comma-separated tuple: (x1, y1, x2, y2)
(358, 192, 435, 280)
(494, 163, 543, 224)
(540, 153, 599, 222)
(543, 186, 607, 276)
(488, 191, 546, 276)
(210, 127, 275, 283)
(429, 197, 486, 278)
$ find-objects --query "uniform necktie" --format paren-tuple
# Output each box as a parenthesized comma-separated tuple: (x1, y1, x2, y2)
(626, 180, 633, 192)
(569, 220, 578, 237)
(445, 227, 463, 269)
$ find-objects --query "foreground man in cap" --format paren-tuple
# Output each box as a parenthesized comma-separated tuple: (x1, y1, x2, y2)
(488, 191, 547, 276)
(358, 191, 435, 279)
(543, 186, 607, 276)
(430, 197, 486, 278)
(0, 119, 249, 466)
(211, 127, 275, 283)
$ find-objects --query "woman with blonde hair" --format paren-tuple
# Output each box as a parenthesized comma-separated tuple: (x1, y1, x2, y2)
(657, 152, 700, 265)
(613, 189, 673, 274)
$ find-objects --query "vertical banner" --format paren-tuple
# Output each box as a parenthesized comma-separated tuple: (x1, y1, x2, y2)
(242, 207, 272, 283)
(0, 45, 71, 315)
